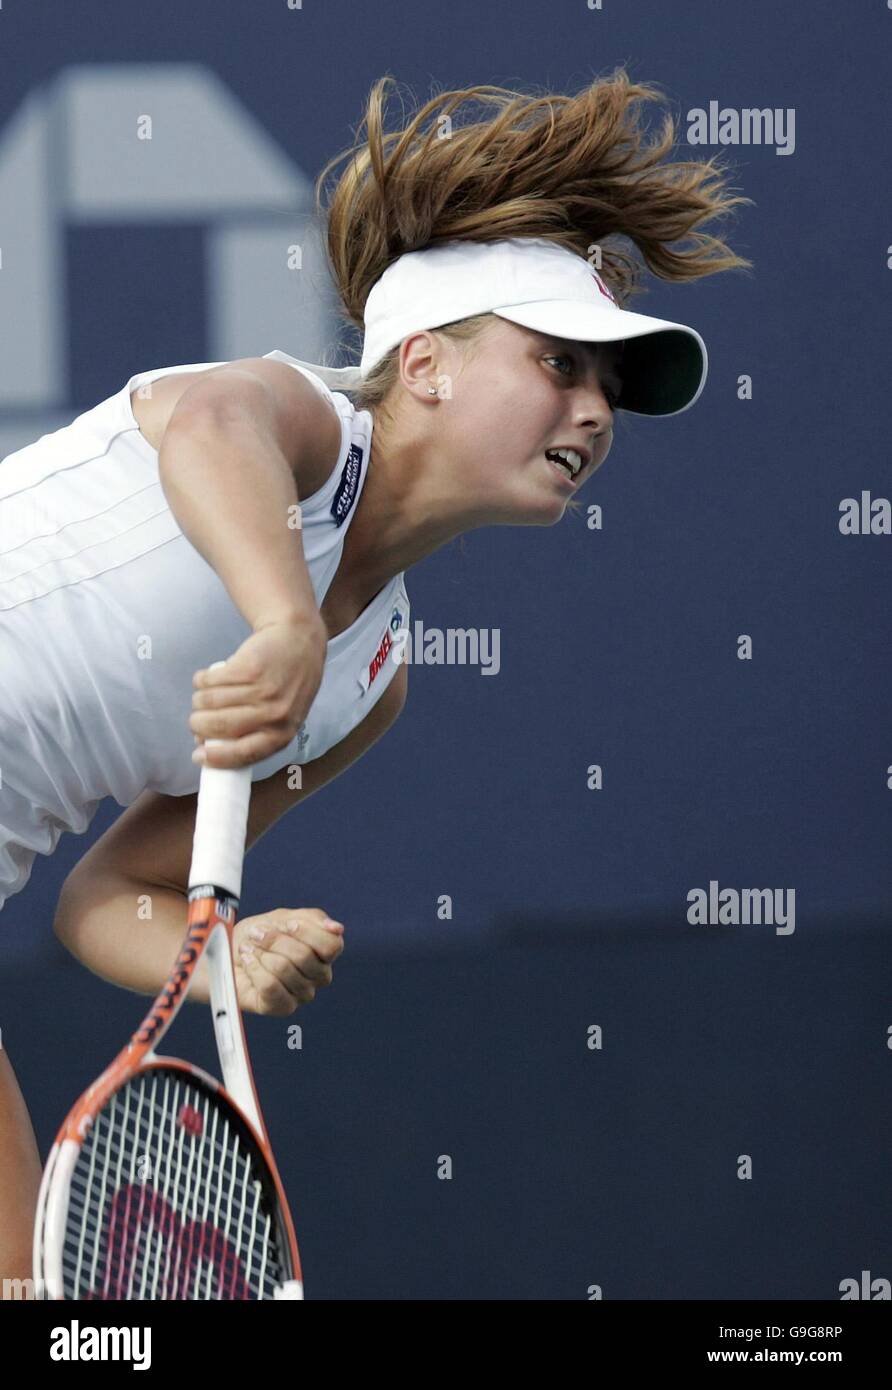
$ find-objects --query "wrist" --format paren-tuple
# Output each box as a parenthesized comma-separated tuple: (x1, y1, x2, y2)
(253, 606, 325, 637)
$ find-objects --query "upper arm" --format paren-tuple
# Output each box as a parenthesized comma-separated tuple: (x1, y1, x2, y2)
(144, 357, 343, 502)
(65, 660, 408, 898)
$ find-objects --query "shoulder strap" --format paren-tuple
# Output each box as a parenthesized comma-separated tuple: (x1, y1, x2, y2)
(263, 350, 363, 392)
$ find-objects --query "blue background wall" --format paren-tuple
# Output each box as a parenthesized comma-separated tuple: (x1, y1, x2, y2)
(1, 0, 890, 1299)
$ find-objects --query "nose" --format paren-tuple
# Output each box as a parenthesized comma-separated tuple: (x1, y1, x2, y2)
(574, 382, 614, 435)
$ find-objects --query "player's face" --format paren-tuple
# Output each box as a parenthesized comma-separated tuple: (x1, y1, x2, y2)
(442, 317, 622, 526)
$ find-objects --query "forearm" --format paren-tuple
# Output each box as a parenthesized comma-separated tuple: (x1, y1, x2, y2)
(53, 867, 213, 1005)
(158, 403, 322, 632)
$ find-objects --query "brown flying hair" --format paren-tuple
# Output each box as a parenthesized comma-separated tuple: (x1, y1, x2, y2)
(315, 68, 753, 447)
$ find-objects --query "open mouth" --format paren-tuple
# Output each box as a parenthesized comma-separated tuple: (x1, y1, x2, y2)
(545, 447, 584, 480)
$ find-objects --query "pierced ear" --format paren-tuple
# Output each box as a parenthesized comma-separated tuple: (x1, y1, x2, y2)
(399, 330, 440, 392)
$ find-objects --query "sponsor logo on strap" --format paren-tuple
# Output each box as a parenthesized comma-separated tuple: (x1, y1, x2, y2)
(330, 443, 364, 528)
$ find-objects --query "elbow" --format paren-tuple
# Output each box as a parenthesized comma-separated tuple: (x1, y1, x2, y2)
(53, 871, 76, 941)
(52, 868, 90, 954)
(52, 863, 121, 961)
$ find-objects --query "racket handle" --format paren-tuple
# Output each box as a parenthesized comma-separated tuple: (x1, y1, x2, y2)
(188, 661, 253, 900)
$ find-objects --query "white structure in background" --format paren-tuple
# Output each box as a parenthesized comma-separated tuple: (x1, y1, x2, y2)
(0, 64, 342, 457)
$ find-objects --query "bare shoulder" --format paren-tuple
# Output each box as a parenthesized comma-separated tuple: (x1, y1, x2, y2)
(70, 660, 408, 895)
(131, 355, 343, 501)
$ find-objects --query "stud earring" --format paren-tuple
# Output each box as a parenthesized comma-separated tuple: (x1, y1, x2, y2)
(427, 384, 438, 396)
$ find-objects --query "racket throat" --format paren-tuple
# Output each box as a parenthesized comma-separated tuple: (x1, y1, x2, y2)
(205, 921, 266, 1140)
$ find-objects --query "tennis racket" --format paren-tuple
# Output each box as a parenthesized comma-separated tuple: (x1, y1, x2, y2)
(33, 709, 303, 1301)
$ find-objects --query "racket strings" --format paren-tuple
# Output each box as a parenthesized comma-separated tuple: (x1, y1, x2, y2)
(62, 1069, 289, 1300)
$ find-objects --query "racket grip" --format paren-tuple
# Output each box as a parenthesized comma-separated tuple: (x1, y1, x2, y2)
(188, 661, 253, 899)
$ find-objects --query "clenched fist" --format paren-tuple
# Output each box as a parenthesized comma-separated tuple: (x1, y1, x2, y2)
(232, 907, 345, 1016)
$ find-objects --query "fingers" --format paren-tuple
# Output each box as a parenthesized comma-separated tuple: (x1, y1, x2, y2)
(189, 623, 326, 771)
(264, 906, 345, 952)
(236, 909, 345, 1016)
(191, 710, 291, 750)
(192, 731, 296, 769)
(237, 948, 312, 1017)
(248, 910, 345, 974)
(191, 682, 294, 736)
(193, 683, 275, 711)
(190, 681, 302, 768)
(194, 657, 264, 690)
(256, 934, 335, 987)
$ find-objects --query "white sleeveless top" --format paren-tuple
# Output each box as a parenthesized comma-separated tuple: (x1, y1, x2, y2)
(0, 350, 409, 909)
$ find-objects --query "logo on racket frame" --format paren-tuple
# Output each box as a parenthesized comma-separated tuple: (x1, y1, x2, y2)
(134, 900, 232, 1049)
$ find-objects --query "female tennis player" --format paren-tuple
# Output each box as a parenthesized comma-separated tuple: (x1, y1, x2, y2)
(0, 69, 750, 1289)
